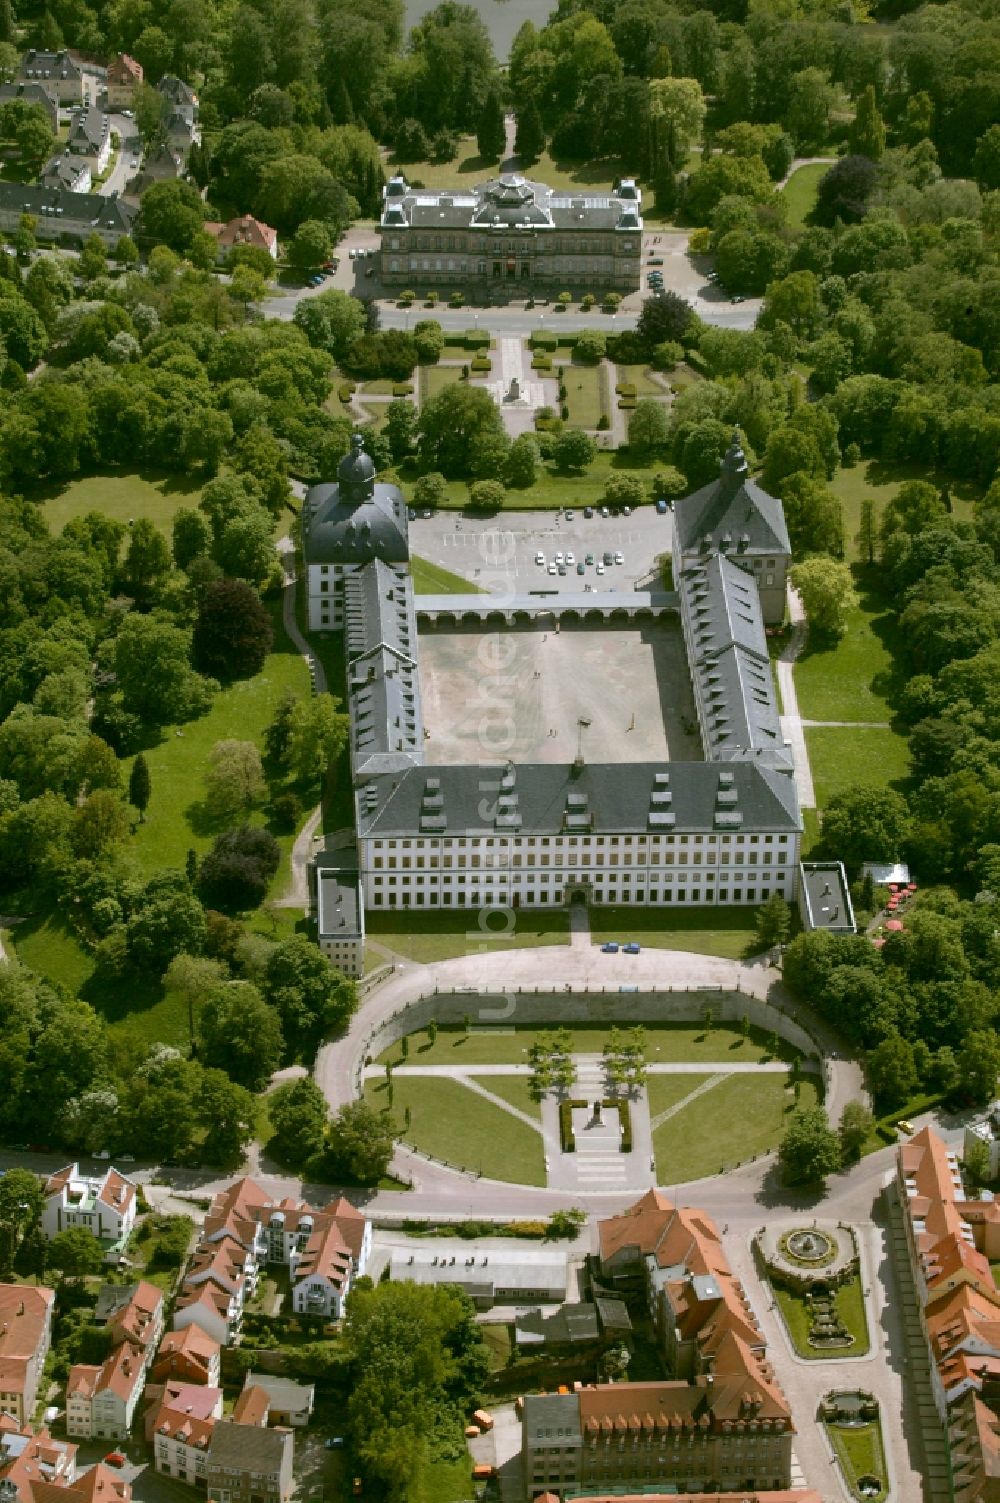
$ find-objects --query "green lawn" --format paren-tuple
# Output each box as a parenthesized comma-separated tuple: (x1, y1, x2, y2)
(562, 363, 606, 428)
(780, 162, 830, 228)
(365, 908, 570, 963)
(653, 1073, 820, 1182)
(11, 911, 193, 1051)
(420, 364, 466, 402)
(395, 450, 657, 512)
(773, 1273, 870, 1359)
(378, 1022, 801, 1070)
(831, 460, 978, 565)
(646, 1073, 713, 1119)
(413, 1454, 477, 1503)
(126, 598, 311, 878)
(588, 904, 764, 958)
(794, 601, 897, 723)
(616, 364, 667, 398)
(33, 471, 206, 537)
(471, 1073, 543, 1120)
(481, 1322, 513, 1372)
(807, 724, 912, 807)
(385, 141, 628, 196)
(410, 554, 484, 594)
(826, 1418, 888, 1502)
(364, 1075, 546, 1184)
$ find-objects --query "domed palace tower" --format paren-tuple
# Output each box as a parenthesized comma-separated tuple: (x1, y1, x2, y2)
(302, 434, 410, 631)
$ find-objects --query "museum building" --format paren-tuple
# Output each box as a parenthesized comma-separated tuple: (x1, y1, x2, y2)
(378, 173, 643, 294)
(302, 433, 801, 970)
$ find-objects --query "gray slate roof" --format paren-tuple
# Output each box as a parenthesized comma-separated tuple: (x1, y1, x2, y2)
(679, 553, 791, 771)
(40, 154, 87, 190)
(356, 760, 800, 840)
(0, 181, 136, 235)
(304, 438, 409, 568)
(67, 105, 108, 152)
(243, 1373, 314, 1412)
(344, 558, 417, 663)
(348, 645, 424, 774)
(673, 433, 790, 559)
(316, 868, 362, 943)
(18, 49, 81, 82)
(156, 74, 197, 108)
(515, 1303, 600, 1345)
(522, 1392, 582, 1447)
(382, 172, 643, 235)
(207, 1421, 290, 1475)
(0, 83, 58, 125)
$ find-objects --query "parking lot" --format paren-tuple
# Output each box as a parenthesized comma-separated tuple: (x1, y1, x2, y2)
(410, 506, 673, 596)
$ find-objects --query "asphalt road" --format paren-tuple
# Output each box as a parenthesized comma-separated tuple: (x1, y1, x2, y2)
(410, 504, 673, 594)
(97, 113, 142, 199)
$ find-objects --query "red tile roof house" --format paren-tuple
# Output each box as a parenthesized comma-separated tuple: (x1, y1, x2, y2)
(172, 1226, 262, 1348)
(143, 1381, 222, 1487)
(40, 1166, 136, 1264)
(0, 1414, 77, 1502)
(106, 54, 142, 109)
(65, 1284, 164, 1441)
(204, 217, 279, 261)
(0, 1285, 56, 1425)
(897, 1125, 1000, 1503)
(150, 1327, 221, 1389)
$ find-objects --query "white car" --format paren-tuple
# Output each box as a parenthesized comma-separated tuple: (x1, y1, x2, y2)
(547, 562, 557, 575)
(554, 551, 564, 565)
(614, 551, 624, 565)
(596, 561, 605, 575)
(535, 551, 545, 565)
(565, 551, 575, 565)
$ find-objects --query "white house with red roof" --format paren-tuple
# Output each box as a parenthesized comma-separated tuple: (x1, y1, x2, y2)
(41, 1166, 136, 1262)
(0, 1286, 55, 1426)
(203, 216, 279, 261)
(143, 1381, 222, 1487)
(290, 1199, 371, 1320)
(65, 1284, 163, 1441)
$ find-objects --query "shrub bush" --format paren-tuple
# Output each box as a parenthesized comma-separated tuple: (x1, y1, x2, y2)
(470, 356, 491, 372)
(561, 403, 569, 420)
(337, 381, 355, 402)
(597, 414, 610, 430)
(392, 381, 414, 396)
(619, 395, 637, 409)
(464, 328, 490, 349)
(559, 1099, 586, 1152)
(615, 382, 636, 396)
(530, 330, 557, 350)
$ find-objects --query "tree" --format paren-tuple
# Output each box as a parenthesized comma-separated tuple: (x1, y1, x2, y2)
(628, 400, 670, 459)
(851, 85, 885, 162)
(812, 156, 880, 227)
(504, 432, 539, 489)
(283, 694, 350, 784)
(412, 320, 444, 366)
(973, 127, 1000, 192)
(128, 753, 151, 823)
(268, 1077, 329, 1166)
(637, 292, 693, 355)
(327, 1100, 398, 1184)
(215, 508, 275, 587)
(780, 474, 845, 558)
(476, 86, 505, 161)
(73, 790, 129, 859)
(514, 100, 544, 163)
(114, 615, 213, 728)
(821, 785, 910, 872)
(163, 951, 229, 1048)
(867, 1032, 918, 1107)
(545, 1208, 587, 1240)
(198, 980, 284, 1091)
(384, 400, 418, 463)
(293, 289, 367, 363)
(779, 1106, 841, 1184)
(15, 113, 53, 173)
(78, 233, 108, 283)
(128, 876, 207, 971)
(121, 518, 172, 603)
(963, 1139, 992, 1195)
(957, 1030, 1000, 1107)
(197, 825, 281, 912)
(172, 508, 212, 571)
(289, 219, 334, 271)
(46, 1226, 106, 1276)
(603, 473, 645, 511)
(264, 934, 356, 1057)
(856, 498, 877, 565)
(200, 1068, 256, 1165)
(139, 179, 207, 253)
(791, 557, 858, 638)
(417, 382, 508, 479)
(574, 330, 606, 364)
(469, 480, 505, 511)
(204, 740, 265, 821)
(553, 428, 596, 473)
(0, 1168, 43, 1270)
(411, 472, 447, 511)
(649, 76, 706, 169)
(192, 578, 274, 683)
(839, 1100, 874, 1163)
(755, 894, 791, 950)
(786, 68, 834, 152)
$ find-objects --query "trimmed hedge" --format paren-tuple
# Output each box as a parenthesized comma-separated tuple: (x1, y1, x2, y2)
(559, 1098, 586, 1153)
(615, 382, 636, 397)
(464, 328, 491, 349)
(530, 330, 558, 350)
(337, 381, 355, 402)
(532, 353, 552, 371)
(392, 382, 414, 396)
(685, 350, 710, 377)
(471, 356, 492, 372)
(608, 1098, 633, 1153)
(618, 395, 637, 410)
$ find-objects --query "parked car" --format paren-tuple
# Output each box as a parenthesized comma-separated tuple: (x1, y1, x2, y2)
(603, 551, 614, 564)
(656, 499, 668, 514)
(408, 507, 416, 520)
(554, 551, 564, 565)
(547, 562, 557, 575)
(326, 1438, 345, 1450)
(565, 551, 575, 564)
(622, 505, 631, 515)
(623, 942, 641, 954)
(565, 508, 575, 519)
(614, 550, 624, 564)
(585, 553, 595, 565)
(557, 564, 567, 575)
(648, 256, 664, 265)
(596, 561, 605, 575)
(576, 562, 585, 575)
(601, 942, 619, 953)
(104, 1455, 126, 1469)
(420, 509, 431, 518)
(535, 550, 545, 565)
(600, 505, 610, 517)
(731, 294, 745, 304)
(583, 506, 594, 518)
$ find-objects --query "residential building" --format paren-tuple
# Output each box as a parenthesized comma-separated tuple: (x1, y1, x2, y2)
(203, 215, 279, 261)
(150, 1328, 221, 1389)
(240, 1376, 314, 1429)
(0, 1285, 55, 1425)
(41, 1165, 136, 1261)
(0, 186, 136, 247)
(16, 51, 87, 107)
(672, 434, 791, 626)
(144, 1383, 222, 1488)
(0, 83, 58, 129)
(896, 1125, 1000, 1503)
(966, 1106, 1000, 1183)
(156, 75, 197, 124)
(106, 55, 142, 109)
(125, 142, 184, 199)
(40, 155, 91, 193)
(797, 862, 856, 934)
(65, 1283, 163, 1441)
(598, 1191, 765, 1380)
(291, 1198, 370, 1320)
(0, 1415, 77, 1503)
(522, 1350, 794, 1500)
(65, 107, 111, 174)
(378, 173, 642, 295)
(205, 1421, 293, 1503)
